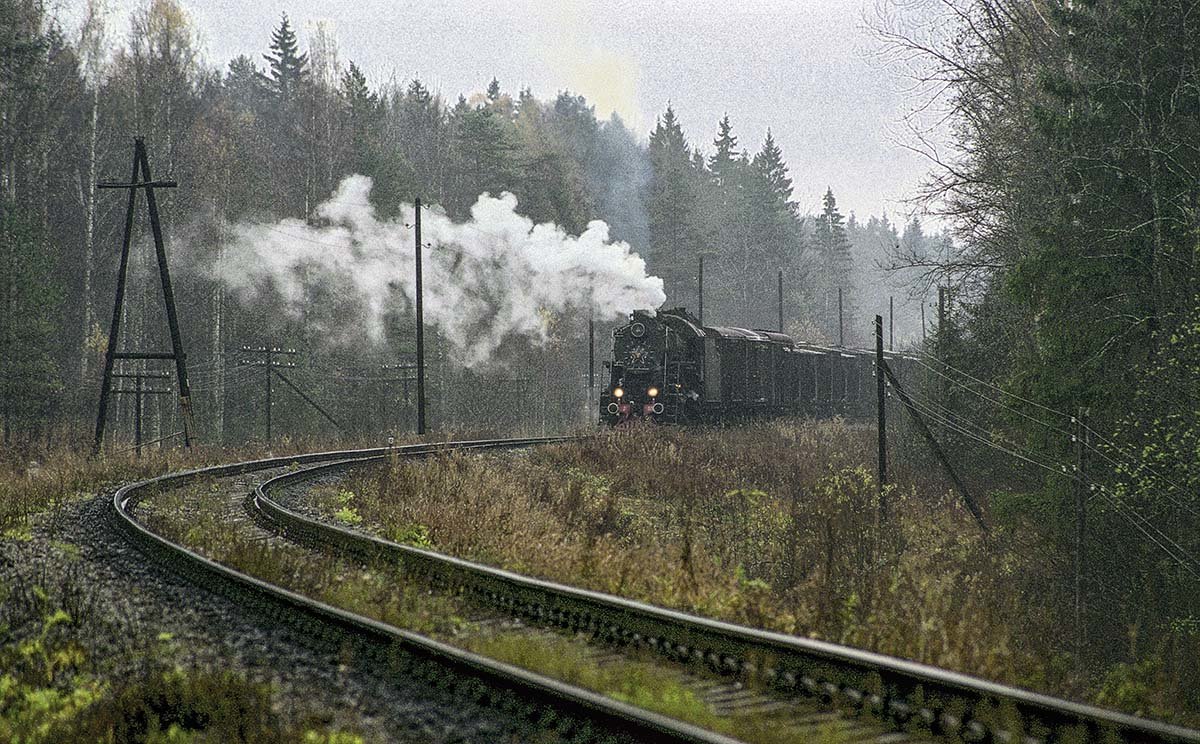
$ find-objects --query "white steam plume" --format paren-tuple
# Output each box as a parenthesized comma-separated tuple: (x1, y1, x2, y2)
(217, 175, 665, 367)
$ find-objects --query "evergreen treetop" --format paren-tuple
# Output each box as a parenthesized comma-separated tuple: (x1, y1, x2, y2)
(752, 129, 795, 215)
(262, 13, 308, 99)
(709, 113, 739, 186)
(649, 104, 688, 159)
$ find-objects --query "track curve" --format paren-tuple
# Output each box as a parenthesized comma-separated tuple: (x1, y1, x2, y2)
(249, 448, 1200, 744)
(111, 437, 739, 744)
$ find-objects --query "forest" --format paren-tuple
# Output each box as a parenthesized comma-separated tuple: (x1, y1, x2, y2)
(2, 0, 1200, 719)
(0, 0, 943, 446)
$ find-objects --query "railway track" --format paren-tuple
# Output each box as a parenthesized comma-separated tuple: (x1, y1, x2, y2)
(114, 437, 738, 744)
(113, 438, 1200, 744)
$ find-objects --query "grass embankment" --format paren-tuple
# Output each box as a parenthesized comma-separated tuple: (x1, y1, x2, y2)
(0, 442, 383, 744)
(321, 420, 1196, 727)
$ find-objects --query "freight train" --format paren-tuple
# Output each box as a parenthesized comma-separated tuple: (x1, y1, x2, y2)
(600, 308, 909, 425)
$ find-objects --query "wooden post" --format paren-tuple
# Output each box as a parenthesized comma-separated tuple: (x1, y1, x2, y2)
(837, 287, 844, 346)
(134, 372, 143, 456)
(588, 314, 595, 409)
(938, 286, 946, 337)
(777, 269, 784, 332)
(876, 315, 888, 519)
(139, 140, 194, 447)
(265, 348, 273, 440)
(921, 300, 926, 343)
(698, 255, 705, 326)
(93, 146, 140, 455)
(414, 197, 426, 436)
(239, 346, 296, 441)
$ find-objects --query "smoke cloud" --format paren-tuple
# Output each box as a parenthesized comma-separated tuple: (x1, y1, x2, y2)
(217, 175, 665, 367)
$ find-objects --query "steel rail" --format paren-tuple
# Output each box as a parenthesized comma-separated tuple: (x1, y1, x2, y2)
(254, 452, 1200, 744)
(111, 437, 737, 744)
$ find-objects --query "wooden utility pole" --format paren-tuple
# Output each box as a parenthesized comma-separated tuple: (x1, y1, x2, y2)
(239, 346, 297, 441)
(875, 316, 888, 519)
(938, 286, 946, 337)
(588, 314, 595, 408)
(414, 197, 427, 436)
(1073, 407, 1089, 656)
(93, 138, 195, 455)
(837, 288, 844, 346)
(921, 300, 927, 343)
(777, 270, 784, 333)
(111, 371, 170, 458)
(698, 254, 705, 325)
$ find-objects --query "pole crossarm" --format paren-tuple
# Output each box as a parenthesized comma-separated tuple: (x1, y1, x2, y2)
(97, 179, 178, 190)
(113, 351, 180, 360)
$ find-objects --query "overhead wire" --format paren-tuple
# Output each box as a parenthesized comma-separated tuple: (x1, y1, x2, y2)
(899, 382, 1068, 466)
(1093, 487, 1200, 580)
(903, 359, 1200, 578)
(900, 391, 1072, 479)
(916, 353, 1075, 421)
(917, 351, 1199, 518)
(911, 356, 1074, 437)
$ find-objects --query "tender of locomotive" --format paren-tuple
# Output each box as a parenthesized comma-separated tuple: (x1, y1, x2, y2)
(600, 308, 909, 425)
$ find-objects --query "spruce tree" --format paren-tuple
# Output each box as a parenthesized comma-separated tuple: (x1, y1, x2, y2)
(709, 114, 739, 189)
(814, 188, 856, 343)
(262, 13, 308, 100)
(752, 130, 795, 215)
(647, 104, 702, 310)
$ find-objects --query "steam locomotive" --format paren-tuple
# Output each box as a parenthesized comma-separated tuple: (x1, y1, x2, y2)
(600, 308, 910, 425)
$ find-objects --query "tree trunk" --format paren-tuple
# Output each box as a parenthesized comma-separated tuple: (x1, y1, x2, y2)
(212, 198, 226, 443)
(81, 86, 99, 384)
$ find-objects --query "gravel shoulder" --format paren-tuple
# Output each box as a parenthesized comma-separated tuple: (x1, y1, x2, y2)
(0, 480, 550, 743)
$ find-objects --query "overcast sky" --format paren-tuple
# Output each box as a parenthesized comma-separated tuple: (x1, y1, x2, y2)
(63, 0, 938, 224)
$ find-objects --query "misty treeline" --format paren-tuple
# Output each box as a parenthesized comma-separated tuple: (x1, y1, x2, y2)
(876, 0, 1200, 713)
(0, 0, 944, 447)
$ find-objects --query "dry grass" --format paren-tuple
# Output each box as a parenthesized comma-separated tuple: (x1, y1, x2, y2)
(327, 420, 1195, 726)
(143, 481, 858, 743)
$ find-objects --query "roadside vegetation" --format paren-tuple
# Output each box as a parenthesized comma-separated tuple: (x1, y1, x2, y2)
(313, 421, 1196, 727)
(0, 442, 387, 743)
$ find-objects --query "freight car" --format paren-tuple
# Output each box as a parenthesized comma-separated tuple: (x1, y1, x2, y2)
(600, 308, 910, 425)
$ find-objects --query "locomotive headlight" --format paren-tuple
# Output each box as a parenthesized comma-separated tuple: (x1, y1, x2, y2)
(647, 387, 659, 397)
(613, 387, 624, 398)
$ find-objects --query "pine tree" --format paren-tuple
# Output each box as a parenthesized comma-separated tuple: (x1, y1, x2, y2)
(226, 54, 266, 111)
(341, 62, 373, 109)
(340, 61, 383, 180)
